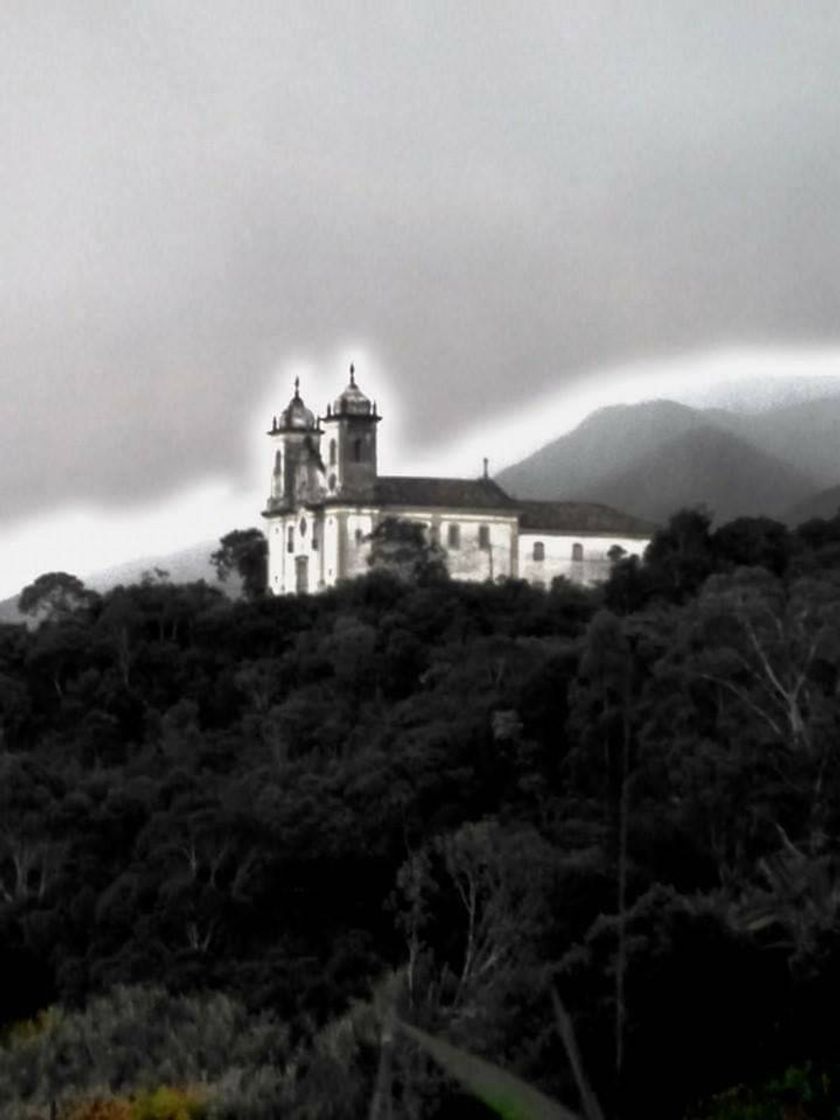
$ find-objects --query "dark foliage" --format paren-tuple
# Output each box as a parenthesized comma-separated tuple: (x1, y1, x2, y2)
(3, 512, 840, 1117)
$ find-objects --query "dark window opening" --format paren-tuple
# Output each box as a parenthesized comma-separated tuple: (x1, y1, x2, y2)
(447, 523, 460, 549)
(533, 541, 545, 561)
(572, 542, 584, 562)
(478, 524, 490, 549)
(353, 438, 363, 462)
(355, 528, 364, 546)
(287, 527, 294, 553)
(329, 439, 337, 466)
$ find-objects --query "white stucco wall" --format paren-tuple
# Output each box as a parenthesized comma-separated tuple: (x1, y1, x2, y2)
(518, 532, 649, 587)
(436, 515, 518, 582)
(267, 511, 328, 594)
(268, 510, 649, 595)
(315, 508, 521, 585)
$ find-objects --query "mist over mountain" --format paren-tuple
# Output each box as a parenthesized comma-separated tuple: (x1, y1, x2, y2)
(498, 393, 840, 523)
(733, 395, 840, 484)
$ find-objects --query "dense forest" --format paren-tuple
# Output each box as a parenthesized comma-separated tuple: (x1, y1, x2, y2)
(3, 509, 840, 1118)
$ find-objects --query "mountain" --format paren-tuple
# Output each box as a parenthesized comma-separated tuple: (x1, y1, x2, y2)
(497, 399, 728, 501)
(729, 395, 840, 487)
(497, 397, 829, 524)
(84, 540, 221, 593)
(584, 425, 817, 525)
(784, 484, 840, 527)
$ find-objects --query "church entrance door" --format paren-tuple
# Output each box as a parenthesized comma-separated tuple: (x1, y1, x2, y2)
(295, 556, 309, 594)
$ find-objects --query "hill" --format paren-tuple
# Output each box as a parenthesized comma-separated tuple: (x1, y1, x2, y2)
(586, 424, 816, 524)
(733, 394, 840, 486)
(497, 396, 832, 523)
(784, 483, 840, 526)
(497, 399, 722, 501)
(0, 539, 222, 624)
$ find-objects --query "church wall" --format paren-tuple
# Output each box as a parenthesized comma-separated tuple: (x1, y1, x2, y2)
(437, 515, 518, 582)
(267, 520, 284, 593)
(266, 510, 328, 594)
(342, 509, 377, 579)
(517, 532, 649, 588)
(323, 513, 341, 587)
(316, 508, 519, 585)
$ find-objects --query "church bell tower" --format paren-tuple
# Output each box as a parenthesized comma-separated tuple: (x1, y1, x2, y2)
(320, 364, 381, 501)
(265, 379, 324, 511)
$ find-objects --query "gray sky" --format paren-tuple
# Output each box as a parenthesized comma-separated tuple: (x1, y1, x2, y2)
(3, 2, 840, 589)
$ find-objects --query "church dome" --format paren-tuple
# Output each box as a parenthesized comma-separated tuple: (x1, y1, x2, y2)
(332, 364, 373, 416)
(278, 379, 316, 429)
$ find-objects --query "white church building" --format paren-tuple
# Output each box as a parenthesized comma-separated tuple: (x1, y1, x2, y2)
(262, 367, 653, 595)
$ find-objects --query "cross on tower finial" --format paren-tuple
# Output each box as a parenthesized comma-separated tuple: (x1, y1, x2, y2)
(349, 362, 356, 386)
(294, 376, 300, 398)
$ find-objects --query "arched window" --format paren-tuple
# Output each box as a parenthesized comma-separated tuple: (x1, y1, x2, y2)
(572, 542, 584, 562)
(287, 527, 294, 553)
(329, 439, 337, 466)
(478, 524, 490, 549)
(299, 517, 307, 536)
(353, 438, 363, 462)
(532, 541, 545, 561)
(447, 523, 460, 549)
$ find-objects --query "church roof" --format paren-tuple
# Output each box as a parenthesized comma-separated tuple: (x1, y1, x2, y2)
(373, 475, 517, 512)
(517, 499, 655, 537)
(273, 379, 317, 431)
(331, 363, 375, 417)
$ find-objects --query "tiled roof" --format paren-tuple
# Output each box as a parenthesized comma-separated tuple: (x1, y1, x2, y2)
(374, 476, 517, 512)
(321, 472, 655, 535)
(517, 499, 656, 537)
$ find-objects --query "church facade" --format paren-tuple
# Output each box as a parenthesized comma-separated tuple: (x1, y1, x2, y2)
(262, 368, 653, 595)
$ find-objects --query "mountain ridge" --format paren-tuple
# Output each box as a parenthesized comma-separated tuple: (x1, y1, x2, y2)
(497, 394, 839, 524)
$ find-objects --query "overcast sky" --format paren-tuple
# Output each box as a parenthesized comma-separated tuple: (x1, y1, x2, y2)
(3, 3, 840, 594)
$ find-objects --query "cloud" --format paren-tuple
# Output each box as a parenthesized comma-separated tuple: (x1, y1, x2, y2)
(2, 3, 839, 534)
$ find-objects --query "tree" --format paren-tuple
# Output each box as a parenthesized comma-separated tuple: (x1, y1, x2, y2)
(643, 508, 715, 603)
(570, 610, 637, 1077)
(367, 518, 448, 585)
(211, 530, 267, 600)
(712, 516, 792, 576)
(687, 569, 840, 852)
(17, 572, 97, 623)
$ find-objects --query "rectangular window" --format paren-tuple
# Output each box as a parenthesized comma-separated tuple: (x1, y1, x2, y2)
(533, 541, 545, 562)
(478, 524, 490, 549)
(447, 523, 460, 549)
(572, 542, 584, 562)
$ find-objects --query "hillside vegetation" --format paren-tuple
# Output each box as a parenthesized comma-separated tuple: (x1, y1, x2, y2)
(3, 510, 840, 1117)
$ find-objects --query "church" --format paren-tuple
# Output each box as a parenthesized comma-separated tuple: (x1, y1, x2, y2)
(262, 367, 653, 595)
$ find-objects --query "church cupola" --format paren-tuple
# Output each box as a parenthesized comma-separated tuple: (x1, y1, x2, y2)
(276, 377, 317, 431)
(266, 379, 325, 511)
(321, 364, 381, 500)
